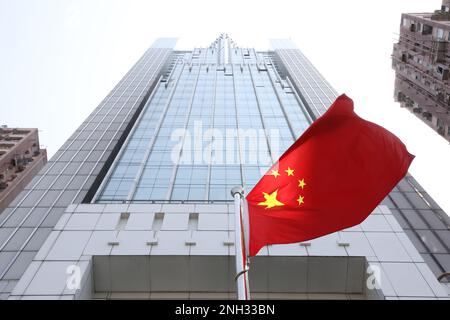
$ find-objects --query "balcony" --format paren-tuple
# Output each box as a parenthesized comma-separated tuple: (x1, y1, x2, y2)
(0, 143, 14, 150)
(430, 40, 448, 63)
(431, 10, 450, 21)
(400, 27, 432, 43)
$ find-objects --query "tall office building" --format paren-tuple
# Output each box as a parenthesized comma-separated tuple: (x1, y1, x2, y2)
(0, 35, 449, 300)
(392, 0, 450, 141)
(0, 127, 47, 215)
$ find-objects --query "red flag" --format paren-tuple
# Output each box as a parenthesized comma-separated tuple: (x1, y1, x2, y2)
(246, 94, 414, 256)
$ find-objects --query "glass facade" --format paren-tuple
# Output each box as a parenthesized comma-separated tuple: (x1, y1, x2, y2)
(96, 35, 311, 203)
(0, 36, 448, 300)
(1, 35, 448, 301)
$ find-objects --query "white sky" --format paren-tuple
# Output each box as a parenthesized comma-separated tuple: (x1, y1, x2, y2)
(0, 0, 449, 215)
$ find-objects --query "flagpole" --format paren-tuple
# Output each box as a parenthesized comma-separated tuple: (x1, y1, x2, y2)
(231, 186, 250, 300)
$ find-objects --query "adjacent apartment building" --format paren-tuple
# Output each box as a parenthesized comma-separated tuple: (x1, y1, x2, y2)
(0, 35, 448, 300)
(0, 127, 47, 214)
(392, 0, 450, 141)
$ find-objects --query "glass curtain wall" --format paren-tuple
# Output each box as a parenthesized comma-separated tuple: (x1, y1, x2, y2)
(97, 36, 311, 203)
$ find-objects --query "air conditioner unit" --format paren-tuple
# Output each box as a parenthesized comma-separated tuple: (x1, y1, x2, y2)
(422, 112, 432, 120)
(437, 64, 450, 80)
(401, 53, 407, 63)
(396, 92, 406, 102)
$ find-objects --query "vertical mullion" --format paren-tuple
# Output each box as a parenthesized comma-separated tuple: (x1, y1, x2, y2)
(230, 62, 246, 190)
(204, 66, 219, 201)
(126, 61, 186, 201)
(264, 61, 297, 142)
(247, 64, 276, 165)
(166, 63, 204, 200)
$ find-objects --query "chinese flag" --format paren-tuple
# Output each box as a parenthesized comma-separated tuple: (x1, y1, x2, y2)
(246, 94, 414, 256)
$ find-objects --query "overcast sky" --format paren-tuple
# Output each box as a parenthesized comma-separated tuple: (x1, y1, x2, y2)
(1, 0, 449, 215)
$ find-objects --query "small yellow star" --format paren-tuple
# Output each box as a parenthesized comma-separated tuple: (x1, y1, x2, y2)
(270, 170, 280, 178)
(298, 179, 306, 190)
(297, 195, 305, 206)
(285, 167, 295, 176)
(258, 190, 285, 209)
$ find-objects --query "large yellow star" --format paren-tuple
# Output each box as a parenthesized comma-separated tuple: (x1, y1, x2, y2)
(270, 170, 280, 178)
(298, 179, 306, 190)
(258, 189, 285, 209)
(297, 195, 305, 206)
(285, 167, 295, 176)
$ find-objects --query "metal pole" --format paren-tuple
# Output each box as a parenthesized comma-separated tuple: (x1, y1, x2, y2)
(231, 186, 249, 300)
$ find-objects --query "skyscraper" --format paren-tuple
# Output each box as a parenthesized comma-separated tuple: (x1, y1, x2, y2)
(393, 0, 450, 141)
(0, 35, 448, 300)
